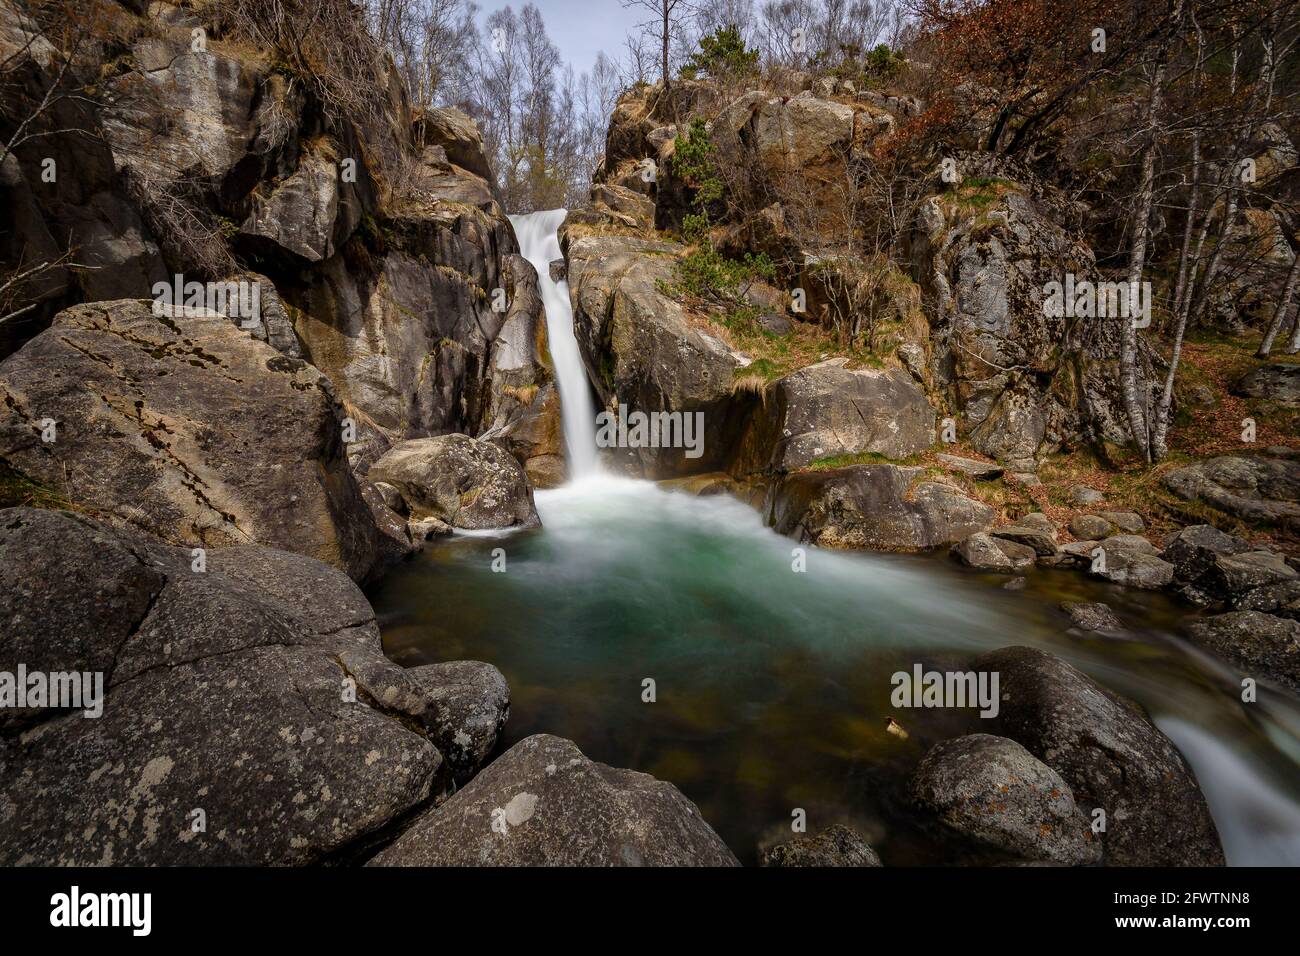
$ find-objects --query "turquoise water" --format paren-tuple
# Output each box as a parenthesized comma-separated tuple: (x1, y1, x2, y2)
(372, 475, 1300, 865)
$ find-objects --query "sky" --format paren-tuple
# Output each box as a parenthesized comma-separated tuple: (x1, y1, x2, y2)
(479, 0, 649, 77)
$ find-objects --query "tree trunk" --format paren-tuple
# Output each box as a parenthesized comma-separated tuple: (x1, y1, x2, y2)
(1259, 251, 1300, 356)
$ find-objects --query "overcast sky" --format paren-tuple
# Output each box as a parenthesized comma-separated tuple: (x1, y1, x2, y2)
(479, 0, 649, 77)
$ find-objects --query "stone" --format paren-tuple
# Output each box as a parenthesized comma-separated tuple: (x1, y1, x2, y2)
(910, 734, 1100, 865)
(1236, 580, 1300, 620)
(760, 824, 882, 867)
(938, 454, 1004, 480)
(1069, 515, 1113, 540)
(991, 520, 1058, 557)
(1163, 456, 1300, 527)
(368, 734, 739, 866)
(405, 661, 509, 783)
(370, 434, 541, 531)
(952, 532, 1036, 572)
(1186, 611, 1300, 692)
(1089, 547, 1174, 589)
(975, 646, 1223, 865)
(0, 507, 450, 865)
(1071, 485, 1105, 505)
(0, 299, 384, 583)
(770, 464, 994, 551)
(1163, 525, 1252, 583)
(1233, 362, 1300, 407)
(1098, 511, 1144, 532)
(1061, 601, 1124, 633)
(1100, 534, 1159, 555)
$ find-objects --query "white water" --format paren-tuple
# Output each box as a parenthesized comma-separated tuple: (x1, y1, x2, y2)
(487, 210, 1300, 865)
(509, 209, 600, 478)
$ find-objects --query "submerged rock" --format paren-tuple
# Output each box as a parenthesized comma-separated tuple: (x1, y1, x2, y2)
(760, 824, 882, 867)
(369, 434, 541, 531)
(910, 734, 1100, 865)
(975, 646, 1223, 865)
(368, 734, 739, 866)
(769, 464, 993, 551)
(1061, 601, 1124, 633)
(1185, 611, 1300, 693)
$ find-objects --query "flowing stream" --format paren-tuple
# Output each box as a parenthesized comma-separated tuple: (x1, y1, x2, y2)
(373, 210, 1300, 865)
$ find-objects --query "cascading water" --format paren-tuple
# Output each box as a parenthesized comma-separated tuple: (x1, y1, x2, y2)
(375, 211, 1300, 865)
(509, 209, 600, 478)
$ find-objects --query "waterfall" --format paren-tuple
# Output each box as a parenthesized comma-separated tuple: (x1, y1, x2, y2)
(509, 209, 600, 479)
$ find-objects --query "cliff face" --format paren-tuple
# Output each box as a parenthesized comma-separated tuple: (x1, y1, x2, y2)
(0, 0, 560, 580)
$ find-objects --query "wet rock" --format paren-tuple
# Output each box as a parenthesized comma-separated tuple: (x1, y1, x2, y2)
(737, 358, 935, 473)
(1163, 456, 1300, 527)
(0, 507, 447, 865)
(953, 532, 1036, 572)
(549, 258, 566, 282)
(406, 661, 509, 783)
(938, 454, 1004, 480)
(1233, 362, 1300, 407)
(991, 516, 1058, 557)
(770, 464, 993, 551)
(760, 824, 882, 867)
(1069, 515, 1113, 540)
(1003, 575, 1028, 590)
(0, 299, 384, 583)
(910, 734, 1100, 865)
(1185, 611, 1300, 692)
(368, 734, 739, 866)
(1088, 547, 1174, 589)
(975, 646, 1223, 865)
(370, 434, 541, 531)
(1061, 602, 1124, 633)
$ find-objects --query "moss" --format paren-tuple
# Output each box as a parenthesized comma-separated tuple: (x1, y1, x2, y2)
(805, 450, 922, 471)
(0, 462, 71, 511)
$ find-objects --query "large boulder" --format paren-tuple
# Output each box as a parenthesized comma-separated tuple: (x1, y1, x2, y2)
(413, 107, 496, 183)
(733, 358, 934, 475)
(0, 299, 384, 582)
(769, 464, 994, 551)
(1185, 611, 1300, 693)
(974, 646, 1223, 865)
(1163, 456, 1300, 528)
(910, 734, 1101, 865)
(565, 233, 754, 477)
(368, 734, 739, 866)
(0, 507, 463, 865)
(368, 434, 540, 531)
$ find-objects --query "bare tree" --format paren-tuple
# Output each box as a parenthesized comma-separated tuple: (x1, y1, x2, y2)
(622, 0, 695, 89)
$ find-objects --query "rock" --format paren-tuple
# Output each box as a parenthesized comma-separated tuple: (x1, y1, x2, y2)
(758, 313, 792, 336)
(991, 519, 1058, 557)
(374, 481, 408, 516)
(1003, 575, 1027, 590)
(938, 454, 1004, 480)
(897, 342, 927, 382)
(413, 107, 495, 182)
(760, 824, 882, 867)
(549, 258, 567, 282)
(1163, 456, 1300, 527)
(1089, 547, 1174, 589)
(1212, 551, 1297, 595)
(1059, 540, 1101, 564)
(239, 143, 358, 262)
(736, 358, 935, 473)
(408, 515, 454, 541)
(975, 646, 1223, 865)
(1236, 580, 1300, 620)
(370, 434, 541, 531)
(1100, 534, 1159, 555)
(952, 532, 1036, 572)
(1185, 611, 1300, 692)
(1071, 485, 1105, 505)
(1163, 525, 1252, 583)
(770, 464, 994, 551)
(910, 734, 1100, 865)
(590, 183, 656, 229)
(368, 734, 739, 866)
(1010, 472, 1041, 487)
(405, 661, 509, 783)
(0, 299, 384, 583)
(0, 507, 449, 864)
(1098, 511, 1144, 532)
(1233, 362, 1300, 407)
(1061, 601, 1124, 633)
(1069, 515, 1113, 540)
